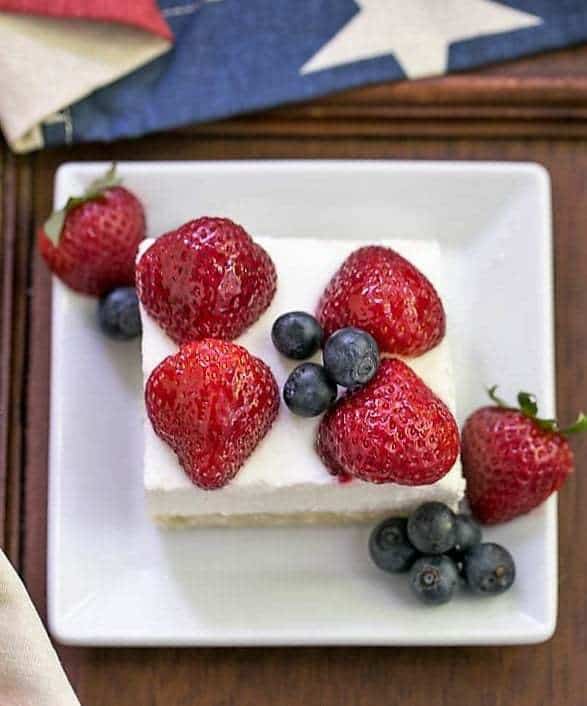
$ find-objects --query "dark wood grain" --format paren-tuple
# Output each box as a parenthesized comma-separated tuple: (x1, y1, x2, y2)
(17, 136, 587, 706)
(0, 150, 33, 569)
(4, 43, 587, 706)
(0, 143, 7, 552)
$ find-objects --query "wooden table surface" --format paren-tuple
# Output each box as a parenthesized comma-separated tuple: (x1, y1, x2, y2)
(2, 46, 587, 706)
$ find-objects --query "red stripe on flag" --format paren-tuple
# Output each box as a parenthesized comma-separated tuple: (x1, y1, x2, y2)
(0, 0, 173, 40)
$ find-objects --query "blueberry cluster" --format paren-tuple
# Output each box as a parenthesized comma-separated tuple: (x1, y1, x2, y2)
(98, 287, 142, 340)
(369, 501, 515, 605)
(271, 312, 380, 417)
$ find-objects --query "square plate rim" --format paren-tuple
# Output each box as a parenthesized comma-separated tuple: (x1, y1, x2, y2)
(47, 159, 556, 646)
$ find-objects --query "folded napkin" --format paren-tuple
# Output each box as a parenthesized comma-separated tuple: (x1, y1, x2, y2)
(0, 549, 80, 706)
(0, 0, 587, 151)
(34, 0, 587, 151)
(6, 2, 587, 151)
(0, 0, 172, 151)
(0, 0, 171, 36)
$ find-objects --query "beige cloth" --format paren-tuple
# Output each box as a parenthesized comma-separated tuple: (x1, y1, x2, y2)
(0, 12, 171, 152)
(0, 549, 80, 706)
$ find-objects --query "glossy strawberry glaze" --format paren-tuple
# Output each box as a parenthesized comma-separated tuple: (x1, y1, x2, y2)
(136, 217, 277, 345)
(317, 358, 460, 486)
(317, 246, 445, 356)
(145, 339, 279, 489)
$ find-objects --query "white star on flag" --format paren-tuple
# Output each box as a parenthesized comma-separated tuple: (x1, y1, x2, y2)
(301, 0, 541, 78)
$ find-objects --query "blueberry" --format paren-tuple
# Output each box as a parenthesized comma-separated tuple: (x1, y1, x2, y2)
(445, 548, 467, 579)
(369, 517, 419, 573)
(409, 555, 459, 605)
(407, 502, 457, 555)
(454, 514, 482, 552)
(463, 543, 515, 596)
(323, 327, 379, 388)
(271, 312, 323, 360)
(98, 287, 142, 340)
(283, 363, 337, 417)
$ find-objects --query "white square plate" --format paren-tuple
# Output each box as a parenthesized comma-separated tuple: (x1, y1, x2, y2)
(48, 160, 555, 646)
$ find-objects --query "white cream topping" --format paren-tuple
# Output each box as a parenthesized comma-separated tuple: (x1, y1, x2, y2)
(139, 235, 465, 521)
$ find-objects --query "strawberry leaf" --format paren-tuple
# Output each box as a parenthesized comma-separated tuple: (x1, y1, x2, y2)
(487, 385, 511, 409)
(517, 391, 538, 417)
(560, 412, 587, 436)
(487, 385, 587, 437)
(43, 207, 67, 244)
(43, 163, 121, 246)
(86, 163, 121, 194)
(532, 417, 559, 433)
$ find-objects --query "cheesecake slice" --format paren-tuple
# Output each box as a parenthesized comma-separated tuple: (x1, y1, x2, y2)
(139, 235, 465, 527)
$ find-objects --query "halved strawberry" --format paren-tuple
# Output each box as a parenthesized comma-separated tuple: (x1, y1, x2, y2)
(317, 246, 445, 356)
(316, 358, 459, 485)
(145, 339, 279, 489)
(136, 217, 277, 345)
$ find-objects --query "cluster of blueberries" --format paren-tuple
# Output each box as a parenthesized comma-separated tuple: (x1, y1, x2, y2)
(271, 312, 379, 417)
(369, 502, 515, 605)
(98, 287, 142, 340)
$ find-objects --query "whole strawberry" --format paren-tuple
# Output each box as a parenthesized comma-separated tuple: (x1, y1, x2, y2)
(136, 217, 277, 345)
(38, 165, 145, 296)
(316, 246, 445, 356)
(316, 358, 460, 485)
(462, 387, 586, 524)
(146, 339, 279, 490)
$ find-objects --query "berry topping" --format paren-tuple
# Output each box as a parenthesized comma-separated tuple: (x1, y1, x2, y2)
(136, 217, 277, 345)
(462, 386, 587, 524)
(38, 164, 145, 296)
(453, 514, 482, 553)
(316, 246, 445, 357)
(409, 555, 459, 605)
(316, 358, 460, 485)
(271, 311, 323, 360)
(145, 339, 279, 489)
(283, 362, 337, 417)
(369, 505, 515, 605)
(98, 287, 142, 340)
(407, 502, 457, 555)
(322, 327, 379, 388)
(463, 543, 515, 596)
(369, 517, 419, 573)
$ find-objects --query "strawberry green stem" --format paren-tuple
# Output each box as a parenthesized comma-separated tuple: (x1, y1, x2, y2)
(487, 385, 587, 437)
(43, 163, 121, 245)
(560, 412, 587, 435)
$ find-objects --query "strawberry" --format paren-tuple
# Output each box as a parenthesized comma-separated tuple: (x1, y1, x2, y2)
(316, 358, 460, 485)
(316, 246, 445, 356)
(136, 217, 277, 345)
(145, 339, 279, 490)
(38, 165, 145, 296)
(462, 387, 587, 524)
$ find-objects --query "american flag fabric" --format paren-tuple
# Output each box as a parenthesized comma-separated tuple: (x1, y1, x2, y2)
(5, 1, 587, 150)
(0, 0, 171, 151)
(0, 0, 172, 37)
